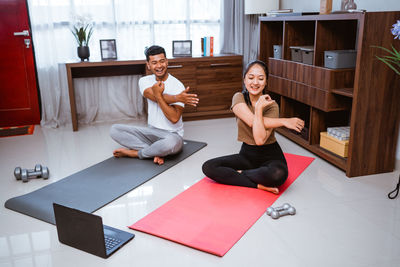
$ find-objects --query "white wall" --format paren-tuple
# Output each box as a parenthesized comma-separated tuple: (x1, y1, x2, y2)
(279, 0, 400, 161)
(280, 0, 400, 12)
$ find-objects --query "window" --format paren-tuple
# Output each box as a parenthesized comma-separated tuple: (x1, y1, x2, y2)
(28, 0, 221, 61)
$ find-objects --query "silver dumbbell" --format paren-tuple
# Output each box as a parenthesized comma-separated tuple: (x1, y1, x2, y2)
(270, 206, 296, 220)
(266, 203, 291, 216)
(14, 164, 50, 183)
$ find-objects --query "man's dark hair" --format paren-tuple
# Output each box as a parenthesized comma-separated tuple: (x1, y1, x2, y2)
(144, 45, 166, 61)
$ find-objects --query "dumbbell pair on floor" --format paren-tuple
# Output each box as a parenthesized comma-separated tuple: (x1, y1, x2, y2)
(14, 164, 49, 183)
(266, 203, 296, 219)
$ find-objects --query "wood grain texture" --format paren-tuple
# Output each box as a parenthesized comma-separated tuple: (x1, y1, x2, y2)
(260, 11, 400, 177)
(347, 11, 400, 177)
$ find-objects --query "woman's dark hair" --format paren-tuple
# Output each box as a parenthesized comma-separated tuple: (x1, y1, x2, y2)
(242, 60, 269, 106)
(144, 45, 166, 61)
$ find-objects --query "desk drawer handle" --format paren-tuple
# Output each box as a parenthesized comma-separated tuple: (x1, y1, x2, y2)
(210, 63, 232, 67)
(168, 65, 183, 69)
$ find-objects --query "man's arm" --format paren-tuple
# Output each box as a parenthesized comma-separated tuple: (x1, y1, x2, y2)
(151, 81, 184, 123)
(143, 86, 199, 106)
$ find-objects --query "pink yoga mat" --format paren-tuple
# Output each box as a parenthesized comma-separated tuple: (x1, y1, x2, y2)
(129, 153, 314, 256)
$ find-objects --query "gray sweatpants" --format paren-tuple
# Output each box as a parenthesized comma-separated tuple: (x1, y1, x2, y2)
(110, 124, 183, 159)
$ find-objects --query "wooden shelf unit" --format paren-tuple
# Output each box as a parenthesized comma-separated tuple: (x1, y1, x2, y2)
(259, 11, 400, 177)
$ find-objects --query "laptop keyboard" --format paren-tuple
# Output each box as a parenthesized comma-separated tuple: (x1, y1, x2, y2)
(104, 236, 122, 250)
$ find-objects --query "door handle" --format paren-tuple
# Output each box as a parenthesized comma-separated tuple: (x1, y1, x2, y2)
(210, 63, 231, 67)
(168, 65, 183, 69)
(14, 30, 30, 36)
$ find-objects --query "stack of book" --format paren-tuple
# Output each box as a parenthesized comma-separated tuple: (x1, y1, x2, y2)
(266, 9, 318, 17)
(201, 37, 214, 57)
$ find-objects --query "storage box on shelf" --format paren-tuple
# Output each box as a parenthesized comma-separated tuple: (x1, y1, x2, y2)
(320, 132, 349, 157)
(259, 12, 400, 177)
(324, 50, 357, 69)
(273, 45, 282, 59)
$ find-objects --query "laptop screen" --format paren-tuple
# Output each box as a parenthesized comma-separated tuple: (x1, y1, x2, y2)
(53, 203, 107, 258)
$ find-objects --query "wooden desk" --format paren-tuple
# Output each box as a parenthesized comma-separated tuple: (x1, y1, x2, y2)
(66, 54, 243, 131)
(66, 59, 147, 131)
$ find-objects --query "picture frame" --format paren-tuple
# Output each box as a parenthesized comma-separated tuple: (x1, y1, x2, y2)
(172, 40, 192, 57)
(100, 39, 117, 60)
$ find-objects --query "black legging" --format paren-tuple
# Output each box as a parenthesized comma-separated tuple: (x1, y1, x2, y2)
(202, 142, 288, 188)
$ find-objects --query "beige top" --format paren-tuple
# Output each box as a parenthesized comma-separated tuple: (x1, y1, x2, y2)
(231, 92, 279, 145)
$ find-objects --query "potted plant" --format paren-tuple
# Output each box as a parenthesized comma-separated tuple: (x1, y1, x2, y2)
(373, 20, 400, 75)
(71, 15, 94, 61)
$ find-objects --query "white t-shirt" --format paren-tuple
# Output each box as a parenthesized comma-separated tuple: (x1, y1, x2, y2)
(139, 74, 185, 137)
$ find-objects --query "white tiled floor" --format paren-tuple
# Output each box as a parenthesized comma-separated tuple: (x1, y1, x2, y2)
(1, 118, 399, 267)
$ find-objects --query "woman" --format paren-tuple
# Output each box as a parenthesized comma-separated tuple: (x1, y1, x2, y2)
(202, 60, 304, 194)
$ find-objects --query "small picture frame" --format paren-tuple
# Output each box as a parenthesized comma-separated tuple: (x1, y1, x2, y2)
(100, 39, 117, 60)
(172, 40, 192, 57)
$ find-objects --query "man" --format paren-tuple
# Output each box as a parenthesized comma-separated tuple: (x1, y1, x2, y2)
(110, 45, 198, 165)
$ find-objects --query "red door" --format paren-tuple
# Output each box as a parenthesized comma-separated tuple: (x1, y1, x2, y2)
(0, 0, 40, 127)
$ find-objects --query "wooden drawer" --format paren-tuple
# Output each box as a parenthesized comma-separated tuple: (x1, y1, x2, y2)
(269, 75, 351, 112)
(196, 58, 242, 111)
(269, 58, 354, 91)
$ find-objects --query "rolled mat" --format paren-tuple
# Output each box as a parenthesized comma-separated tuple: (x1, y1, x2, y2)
(5, 140, 207, 224)
(129, 153, 314, 256)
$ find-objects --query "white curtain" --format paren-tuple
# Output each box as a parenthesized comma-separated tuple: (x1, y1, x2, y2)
(28, 0, 221, 128)
(220, 0, 259, 66)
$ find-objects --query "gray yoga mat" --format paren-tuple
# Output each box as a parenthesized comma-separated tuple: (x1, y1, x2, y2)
(5, 140, 206, 225)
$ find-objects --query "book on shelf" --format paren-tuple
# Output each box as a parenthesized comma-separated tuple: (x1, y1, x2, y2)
(202, 36, 214, 57)
(268, 9, 293, 13)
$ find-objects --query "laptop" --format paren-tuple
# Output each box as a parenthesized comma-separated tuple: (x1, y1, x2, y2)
(53, 203, 135, 258)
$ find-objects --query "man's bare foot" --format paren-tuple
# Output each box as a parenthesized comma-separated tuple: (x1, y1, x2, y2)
(257, 184, 279, 194)
(113, 148, 138, 158)
(153, 156, 164, 165)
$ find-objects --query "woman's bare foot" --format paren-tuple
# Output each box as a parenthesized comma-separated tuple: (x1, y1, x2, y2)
(153, 156, 164, 165)
(113, 148, 138, 158)
(257, 184, 279, 194)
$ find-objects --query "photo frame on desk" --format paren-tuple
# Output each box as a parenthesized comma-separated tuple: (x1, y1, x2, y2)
(100, 39, 117, 60)
(172, 40, 192, 57)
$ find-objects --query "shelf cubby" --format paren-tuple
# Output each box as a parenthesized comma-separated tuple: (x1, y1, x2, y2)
(259, 21, 283, 65)
(283, 21, 315, 61)
(314, 20, 358, 67)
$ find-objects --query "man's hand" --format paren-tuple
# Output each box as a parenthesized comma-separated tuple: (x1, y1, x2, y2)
(177, 87, 199, 107)
(151, 81, 165, 98)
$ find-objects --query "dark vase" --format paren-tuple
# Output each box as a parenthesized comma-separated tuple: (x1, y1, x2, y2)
(77, 46, 90, 61)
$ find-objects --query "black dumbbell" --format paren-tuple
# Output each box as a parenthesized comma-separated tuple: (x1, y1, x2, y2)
(14, 164, 50, 183)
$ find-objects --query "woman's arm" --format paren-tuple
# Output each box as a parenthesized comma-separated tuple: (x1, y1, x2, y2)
(252, 95, 275, 145)
(232, 103, 304, 132)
